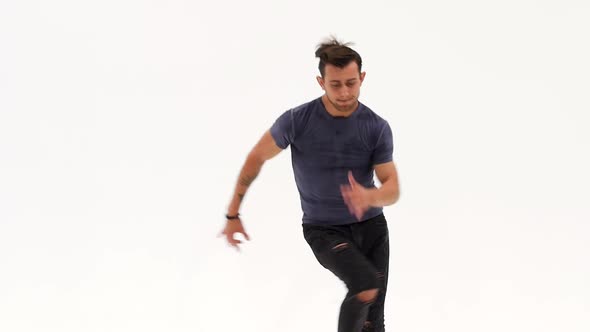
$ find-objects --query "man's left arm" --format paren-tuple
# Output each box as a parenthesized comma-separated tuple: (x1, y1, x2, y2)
(369, 161, 400, 207)
(340, 162, 400, 220)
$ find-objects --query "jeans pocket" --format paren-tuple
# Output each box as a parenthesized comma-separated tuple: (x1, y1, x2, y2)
(303, 226, 330, 253)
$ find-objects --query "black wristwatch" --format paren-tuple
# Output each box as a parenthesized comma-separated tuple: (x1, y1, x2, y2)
(226, 213, 240, 220)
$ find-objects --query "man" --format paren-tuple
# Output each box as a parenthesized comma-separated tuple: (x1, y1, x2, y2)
(219, 38, 400, 332)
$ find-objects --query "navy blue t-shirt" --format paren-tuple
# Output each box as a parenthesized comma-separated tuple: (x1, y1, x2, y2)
(270, 97, 394, 225)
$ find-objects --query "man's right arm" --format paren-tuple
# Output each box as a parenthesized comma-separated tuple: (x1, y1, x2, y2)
(220, 130, 283, 250)
(226, 129, 283, 217)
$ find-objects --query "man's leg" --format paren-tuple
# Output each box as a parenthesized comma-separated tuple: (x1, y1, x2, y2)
(338, 288, 379, 332)
(356, 215, 390, 332)
(303, 224, 382, 332)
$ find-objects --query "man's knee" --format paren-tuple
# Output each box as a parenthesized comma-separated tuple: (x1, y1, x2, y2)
(356, 288, 379, 303)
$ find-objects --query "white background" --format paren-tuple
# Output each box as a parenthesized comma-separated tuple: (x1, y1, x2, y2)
(1, 1, 589, 331)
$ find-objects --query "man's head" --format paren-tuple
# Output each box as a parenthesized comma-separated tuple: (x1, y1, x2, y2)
(315, 38, 366, 114)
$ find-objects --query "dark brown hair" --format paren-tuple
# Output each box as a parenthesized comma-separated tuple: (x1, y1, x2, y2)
(315, 37, 362, 77)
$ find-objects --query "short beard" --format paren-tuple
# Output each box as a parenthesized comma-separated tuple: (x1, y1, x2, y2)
(327, 96, 357, 113)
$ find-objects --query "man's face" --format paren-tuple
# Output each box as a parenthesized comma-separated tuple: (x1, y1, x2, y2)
(317, 61, 366, 113)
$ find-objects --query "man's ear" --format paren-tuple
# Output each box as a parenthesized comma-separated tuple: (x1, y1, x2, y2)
(316, 76, 325, 90)
(360, 71, 366, 84)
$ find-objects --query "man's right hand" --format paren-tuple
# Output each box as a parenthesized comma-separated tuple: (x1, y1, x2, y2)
(218, 219, 250, 251)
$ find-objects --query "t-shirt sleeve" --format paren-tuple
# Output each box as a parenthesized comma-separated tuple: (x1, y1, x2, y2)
(372, 121, 394, 165)
(269, 109, 294, 149)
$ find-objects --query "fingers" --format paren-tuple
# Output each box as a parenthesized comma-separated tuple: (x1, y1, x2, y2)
(341, 182, 367, 221)
(340, 184, 357, 205)
(340, 185, 354, 215)
(229, 241, 241, 252)
(225, 233, 242, 251)
(340, 184, 351, 198)
(348, 171, 357, 188)
(220, 225, 250, 251)
(354, 209, 363, 220)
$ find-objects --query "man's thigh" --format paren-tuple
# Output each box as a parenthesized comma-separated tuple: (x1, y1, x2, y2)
(303, 224, 380, 295)
(358, 215, 390, 278)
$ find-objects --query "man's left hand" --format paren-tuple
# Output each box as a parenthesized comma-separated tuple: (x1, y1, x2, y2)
(340, 171, 374, 221)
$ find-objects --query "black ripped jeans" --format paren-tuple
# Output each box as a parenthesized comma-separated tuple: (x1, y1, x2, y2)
(302, 213, 390, 332)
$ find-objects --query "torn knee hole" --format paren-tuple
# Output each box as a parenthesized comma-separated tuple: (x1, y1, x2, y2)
(363, 321, 373, 330)
(376, 271, 385, 279)
(356, 288, 379, 303)
(331, 242, 349, 251)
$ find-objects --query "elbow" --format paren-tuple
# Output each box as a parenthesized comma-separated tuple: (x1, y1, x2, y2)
(391, 190, 400, 205)
(386, 188, 400, 206)
(246, 151, 266, 166)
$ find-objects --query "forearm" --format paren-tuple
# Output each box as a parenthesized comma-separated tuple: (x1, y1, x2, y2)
(368, 179, 400, 208)
(227, 154, 265, 215)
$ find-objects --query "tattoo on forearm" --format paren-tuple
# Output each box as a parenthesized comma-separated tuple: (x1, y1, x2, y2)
(239, 174, 256, 187)
(238, 193, 245, 202)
